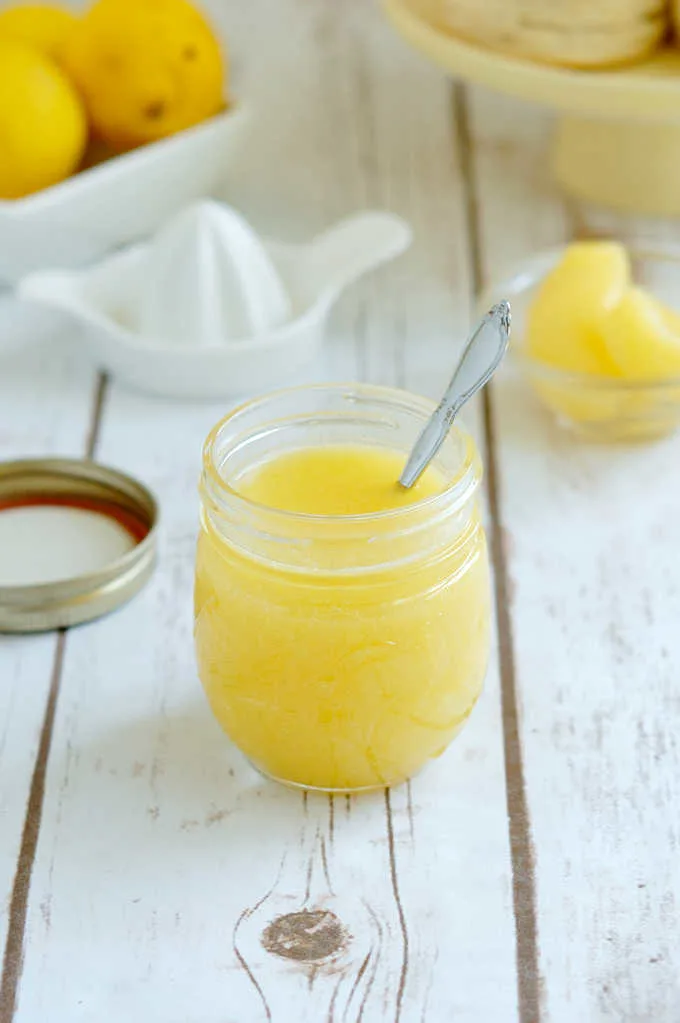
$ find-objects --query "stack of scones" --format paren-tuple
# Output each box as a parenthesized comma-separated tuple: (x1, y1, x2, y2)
(420, 0, 673, 67)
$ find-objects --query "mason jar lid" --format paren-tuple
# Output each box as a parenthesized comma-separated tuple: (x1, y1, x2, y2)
(0, 457, 158, 633)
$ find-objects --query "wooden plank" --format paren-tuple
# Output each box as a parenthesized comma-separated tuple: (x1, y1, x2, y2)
(351, 32, 518, 1022)
(0, 301, 96, 1013)
(455, 85, 569, 1023)
(12, 4, 516, 1021)
(468, 84, 680, 1020)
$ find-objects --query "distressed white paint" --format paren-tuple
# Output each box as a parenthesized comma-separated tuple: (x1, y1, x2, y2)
(8, 2, 517, 1021)
(469, 85, 680, 1022)
(4, 3, 679, 1022)
(0, 299, 96, 956)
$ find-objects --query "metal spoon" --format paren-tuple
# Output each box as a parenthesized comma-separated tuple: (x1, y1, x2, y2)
(399, 300, 511, 488)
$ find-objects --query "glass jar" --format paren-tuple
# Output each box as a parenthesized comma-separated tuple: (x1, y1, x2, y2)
(194, 384, 490, 792)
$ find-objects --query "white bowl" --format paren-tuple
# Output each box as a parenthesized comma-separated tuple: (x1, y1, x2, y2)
(19, 211, 412, 399)
(0, 107, 249, 284)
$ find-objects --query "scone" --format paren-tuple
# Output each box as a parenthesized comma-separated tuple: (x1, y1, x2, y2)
(424, 0, 669, 68)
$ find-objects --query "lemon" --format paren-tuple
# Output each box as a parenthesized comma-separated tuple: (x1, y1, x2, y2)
(0, 38, 87, 199)
(526, 241, 629, 376)
(600, 287, 680, 380)
(0, 3, 78, 61)
(61, 0, 226, 152)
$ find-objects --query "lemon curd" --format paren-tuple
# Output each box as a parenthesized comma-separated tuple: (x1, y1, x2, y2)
(523, 242, 680, 437)
(194, 386, 490, 791)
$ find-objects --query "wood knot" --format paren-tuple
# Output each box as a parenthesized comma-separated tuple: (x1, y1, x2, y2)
(261, 909, 349, 963)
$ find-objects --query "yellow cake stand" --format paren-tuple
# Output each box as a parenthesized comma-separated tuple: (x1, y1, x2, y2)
(383, 0, 680, 216)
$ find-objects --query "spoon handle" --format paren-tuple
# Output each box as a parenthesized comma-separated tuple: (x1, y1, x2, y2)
(399, 301, 510, 488)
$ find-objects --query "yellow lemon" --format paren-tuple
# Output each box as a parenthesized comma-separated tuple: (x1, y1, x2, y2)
(0, 3, 78, 62)
(62, 0, 226, 152)
(600, 287, 680, 380)
(0, 38, 87, 199)
(526, 241, 629, 376)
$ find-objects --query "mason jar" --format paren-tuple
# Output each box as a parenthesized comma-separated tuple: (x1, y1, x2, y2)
(194, 384, 490, 792)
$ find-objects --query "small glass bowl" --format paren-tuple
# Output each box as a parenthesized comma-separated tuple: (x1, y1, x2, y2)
(481, 244, 680, 443)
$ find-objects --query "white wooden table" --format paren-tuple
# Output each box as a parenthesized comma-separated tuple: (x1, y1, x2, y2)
(2, 2, 680, 1021)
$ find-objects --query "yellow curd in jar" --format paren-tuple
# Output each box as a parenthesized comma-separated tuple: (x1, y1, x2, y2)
(195, 414, 490, 791)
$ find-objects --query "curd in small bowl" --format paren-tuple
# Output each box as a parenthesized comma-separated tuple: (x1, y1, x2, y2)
(483, 244, 680, 442)
(194, 384, 491, 792)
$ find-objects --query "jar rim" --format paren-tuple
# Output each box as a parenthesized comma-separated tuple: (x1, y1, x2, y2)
(201, 382, 481, 528)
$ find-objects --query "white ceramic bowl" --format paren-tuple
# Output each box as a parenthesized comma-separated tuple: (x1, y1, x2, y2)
(0, 107, 249, 284)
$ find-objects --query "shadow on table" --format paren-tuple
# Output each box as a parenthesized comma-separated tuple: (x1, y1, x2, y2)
(38, 696, 385, 881)
(45, 698, 309, 848)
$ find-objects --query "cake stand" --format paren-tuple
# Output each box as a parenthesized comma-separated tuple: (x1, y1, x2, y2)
(382, 0, 680, 216)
